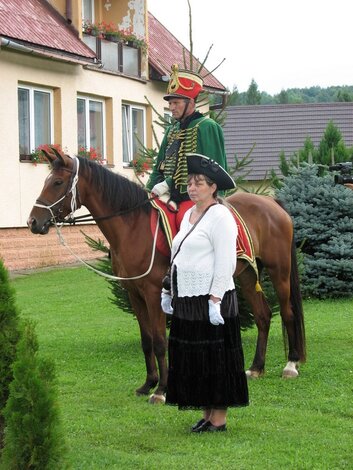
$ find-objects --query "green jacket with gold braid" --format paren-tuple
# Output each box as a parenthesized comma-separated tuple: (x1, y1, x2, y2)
(146, 112, 228, 201)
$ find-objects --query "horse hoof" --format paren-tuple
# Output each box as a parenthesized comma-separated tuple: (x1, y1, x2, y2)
(246, 369, 263, 379)
(282, 361, 299, 378)
(136, 380, 159, 396)
(148, 393, 166, 405)
(135, 388, 149, 396)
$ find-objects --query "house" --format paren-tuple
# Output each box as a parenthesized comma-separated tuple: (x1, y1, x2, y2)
(223, 102, 353, 182)
(0, 0, 226, 271)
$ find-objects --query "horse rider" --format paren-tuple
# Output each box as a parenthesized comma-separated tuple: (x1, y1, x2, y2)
(146, 64, 229, 208)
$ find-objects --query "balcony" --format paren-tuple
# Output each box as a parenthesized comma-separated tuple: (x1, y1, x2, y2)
(82, 34, 142, 78)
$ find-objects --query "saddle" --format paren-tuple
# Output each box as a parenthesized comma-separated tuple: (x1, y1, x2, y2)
(150, 198, 258, 275)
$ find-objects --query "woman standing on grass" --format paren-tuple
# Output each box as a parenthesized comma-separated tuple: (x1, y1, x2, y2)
(161, 153, 249, 433)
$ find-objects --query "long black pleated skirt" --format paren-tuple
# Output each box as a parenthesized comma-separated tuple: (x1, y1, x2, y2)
(166, 289, 249, 410)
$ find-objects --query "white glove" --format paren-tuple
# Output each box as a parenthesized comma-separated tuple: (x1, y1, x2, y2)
(161, 289, 173, 315)
(152, 180, 170, 197)
(208, 300, 224, 325)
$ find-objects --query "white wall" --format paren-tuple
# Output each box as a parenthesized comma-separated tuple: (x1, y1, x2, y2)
(0, 48, 168, 228)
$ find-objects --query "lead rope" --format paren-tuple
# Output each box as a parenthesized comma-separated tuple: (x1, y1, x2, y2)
(53, 211, 160, 281)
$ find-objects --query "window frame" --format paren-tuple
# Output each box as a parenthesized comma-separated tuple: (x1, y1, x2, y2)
(18, 84, 54, 161)
(82, 0, 94, 23)
(77, 95, 106, 159)
(122, 103, 146, 165)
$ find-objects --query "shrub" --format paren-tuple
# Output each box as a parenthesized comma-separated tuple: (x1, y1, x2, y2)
(276, 164, 353, 298)
(1, 321, 67, 469)
(0, 260, 21, 447)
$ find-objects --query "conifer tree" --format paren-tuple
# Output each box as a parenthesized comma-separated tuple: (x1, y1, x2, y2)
(317, 121, 348, 164)
(0, 260, 20, 446)
(1, 321, 66, 469)
(276, 164, 353, 298)
(246, 79, 261, 105)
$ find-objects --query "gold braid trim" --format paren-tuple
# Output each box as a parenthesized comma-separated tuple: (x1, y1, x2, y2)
(174, 121, 205, 191)
(163, 118, 207, 192)
(167, 64, 195, 94)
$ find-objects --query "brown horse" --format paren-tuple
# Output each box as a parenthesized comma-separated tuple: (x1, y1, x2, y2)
(27, 147, 306, 403)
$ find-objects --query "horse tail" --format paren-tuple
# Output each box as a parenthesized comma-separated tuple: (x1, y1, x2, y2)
(289, 234, 306, 362)
(275, 198, 306, 363)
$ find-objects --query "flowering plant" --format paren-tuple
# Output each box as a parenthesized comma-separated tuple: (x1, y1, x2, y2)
(120, 26, 147, 52)
(130, 152, 154, 177)
(131, 158, 151, 176)
(101, 21, 120, 39)
(82, 19, 103, 37)
(77, 146, 105, 165)
(82, 19, 147, 52)
(30, 144, 62, 165)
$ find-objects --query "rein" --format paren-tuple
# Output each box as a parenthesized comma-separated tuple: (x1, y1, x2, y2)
(35, 156, 161, 281)
(65, 196, 155, 225)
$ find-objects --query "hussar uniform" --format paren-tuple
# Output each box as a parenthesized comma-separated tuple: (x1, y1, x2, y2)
(146, 65, 228, 203)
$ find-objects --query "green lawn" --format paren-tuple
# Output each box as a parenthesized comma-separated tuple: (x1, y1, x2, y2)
(11, 266, 352, 469)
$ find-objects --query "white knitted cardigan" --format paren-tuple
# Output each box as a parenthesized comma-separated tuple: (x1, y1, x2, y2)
(171, 204, 238, 299)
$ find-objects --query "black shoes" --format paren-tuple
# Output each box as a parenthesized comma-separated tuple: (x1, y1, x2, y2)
(191, 418, 205, 431)
(191, 420, 227, 433)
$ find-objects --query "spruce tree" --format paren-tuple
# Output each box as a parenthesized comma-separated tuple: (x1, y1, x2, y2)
(246, 79, 261, 105)
(317, 121, 348, 164)
(0, 260, 20, 446)
(276, 164, 353, 298)
(1, 321, 66, 470)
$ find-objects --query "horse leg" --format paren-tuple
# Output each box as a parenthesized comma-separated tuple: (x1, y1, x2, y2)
(148, 309, 168, 404)
(130, 290, 168, 403)
(238, 267, 272, 378)
(266, 266, 301, 378)
(129, 294, 160, 396)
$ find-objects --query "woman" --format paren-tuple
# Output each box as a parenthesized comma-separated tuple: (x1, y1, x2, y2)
(161, 153, 249, 433)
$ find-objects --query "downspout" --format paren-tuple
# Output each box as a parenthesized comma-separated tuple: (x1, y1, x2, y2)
(65, 0, 72, 24)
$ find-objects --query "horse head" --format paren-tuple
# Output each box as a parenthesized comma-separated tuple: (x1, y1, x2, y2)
(27, 145, 80, 234)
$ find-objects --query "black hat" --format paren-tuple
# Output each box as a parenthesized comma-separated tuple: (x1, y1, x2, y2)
(186, 153, 236, 190)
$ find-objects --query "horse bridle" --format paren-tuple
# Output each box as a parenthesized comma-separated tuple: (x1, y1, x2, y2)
(33, 156, 161, 281)
(33, 157, 80, 225)
(35, 155, 157, 225)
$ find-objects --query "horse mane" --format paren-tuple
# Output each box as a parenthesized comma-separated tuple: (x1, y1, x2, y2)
(76, 157, 151, 215)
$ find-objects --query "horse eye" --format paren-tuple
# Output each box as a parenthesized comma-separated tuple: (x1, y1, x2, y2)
(54, 180, 63, 186)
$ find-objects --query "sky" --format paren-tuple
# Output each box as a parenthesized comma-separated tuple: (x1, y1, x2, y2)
(147, 0, 353, 95)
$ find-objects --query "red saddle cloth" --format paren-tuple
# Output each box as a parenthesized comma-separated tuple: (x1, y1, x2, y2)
(150, 198, 256, 267)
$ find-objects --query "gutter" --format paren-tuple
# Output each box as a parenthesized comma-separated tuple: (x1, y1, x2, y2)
(0, 37, 101, 67)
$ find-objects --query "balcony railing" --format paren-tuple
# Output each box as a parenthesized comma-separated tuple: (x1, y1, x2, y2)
(82, 34, 141, 78)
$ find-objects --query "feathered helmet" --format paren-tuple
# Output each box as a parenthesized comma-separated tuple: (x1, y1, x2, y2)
(164, 64, 204, 101)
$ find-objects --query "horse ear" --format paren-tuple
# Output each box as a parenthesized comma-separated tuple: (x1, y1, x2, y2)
(40, 145, 72, 167)
(48, 145, 72, 167)
(39, 145, 57, 164)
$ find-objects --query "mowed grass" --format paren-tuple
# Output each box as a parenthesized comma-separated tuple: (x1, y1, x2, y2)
(11, 266, 352, 470)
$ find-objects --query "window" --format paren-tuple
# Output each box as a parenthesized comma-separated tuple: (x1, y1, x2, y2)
(82, 0, 94, 22)
(122, 104, 145, 164)
(18, 85, 53, 156)
(77, 96, 105, 157)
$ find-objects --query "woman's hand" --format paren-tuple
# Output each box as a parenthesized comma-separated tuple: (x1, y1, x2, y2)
(161, 289, 173, 315)
(208, 300, 224, 325)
